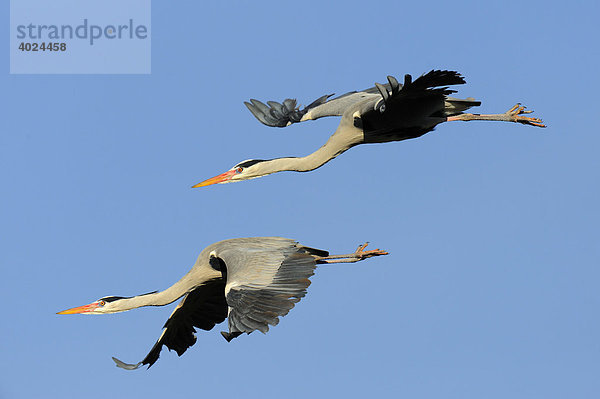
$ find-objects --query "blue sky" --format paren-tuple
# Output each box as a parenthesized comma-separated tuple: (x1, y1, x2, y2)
(2, 1, 599, 398)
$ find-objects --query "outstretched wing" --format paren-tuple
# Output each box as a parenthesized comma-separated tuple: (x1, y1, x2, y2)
(112, 278, 228, 370)
(245, 87, 385, 128)
(360, 70, 477, 139)
(246, 70, 476, 130)
(212, 238, 326, 340)
(245, 94, 333, 127)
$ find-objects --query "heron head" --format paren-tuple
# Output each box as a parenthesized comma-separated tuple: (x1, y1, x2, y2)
(192, 159, 269, 187)
(57, 296, 132, 315)
(57, 291, 158, 315)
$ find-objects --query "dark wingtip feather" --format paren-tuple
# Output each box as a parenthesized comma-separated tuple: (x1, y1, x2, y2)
(245, 93, 333, 127)
(282, 98, 297, 112)
(248, 99, 271, 115)
(375, 83, 389, 102)
(245, 99, 288, 127)
(221, 331, 243, 342)
(387, 75, 400, 94)
(245, 100, 274, 126)
(413, 70, 465, 89)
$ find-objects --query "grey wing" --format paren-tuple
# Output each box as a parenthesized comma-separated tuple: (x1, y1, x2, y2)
(245, 95, 333, 127)
(245, 89, 382, 128)
(112, 278, 228, 370)
(310, 72, 474, 120)
(213, 238, 325, 339)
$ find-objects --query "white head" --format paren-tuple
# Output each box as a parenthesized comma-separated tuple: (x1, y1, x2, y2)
(57, 292, 157, 315)
(192, 159, 277, 187)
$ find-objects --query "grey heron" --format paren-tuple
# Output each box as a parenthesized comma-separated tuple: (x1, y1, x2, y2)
(57, 237, 388, 369)
(194, 70, 545, 187)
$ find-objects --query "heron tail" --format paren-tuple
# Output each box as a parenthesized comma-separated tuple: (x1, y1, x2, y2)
(444, 97, 482, 116)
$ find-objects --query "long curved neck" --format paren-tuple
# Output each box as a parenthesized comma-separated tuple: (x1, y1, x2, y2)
(258, 124, 362, 174)
(112, 267, 221, 312)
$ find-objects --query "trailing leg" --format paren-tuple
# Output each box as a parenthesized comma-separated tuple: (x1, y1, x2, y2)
(446, 103, 545, 127)
(315, 242, 389, 264)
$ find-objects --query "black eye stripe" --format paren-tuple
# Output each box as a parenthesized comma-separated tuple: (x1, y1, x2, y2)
(100, 296, 125, 303)
(100, 291, 157, 303)
(235, 159, 267, 168)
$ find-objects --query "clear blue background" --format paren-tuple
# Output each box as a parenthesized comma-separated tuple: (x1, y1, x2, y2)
(1, 1, 599, 398)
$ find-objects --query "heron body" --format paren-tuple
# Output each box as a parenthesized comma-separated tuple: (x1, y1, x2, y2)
(58, 237, 388, 369)
(194, 70, 545, 187)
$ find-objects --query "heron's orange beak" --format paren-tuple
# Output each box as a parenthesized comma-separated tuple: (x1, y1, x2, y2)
(57, 302, 99, 315)
(192, 170, 237, 188)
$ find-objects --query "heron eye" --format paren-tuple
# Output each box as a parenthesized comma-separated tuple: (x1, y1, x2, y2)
(379, 104, 386, 113)
(98, 300, 106, 307)
(236, 167, 243, 173)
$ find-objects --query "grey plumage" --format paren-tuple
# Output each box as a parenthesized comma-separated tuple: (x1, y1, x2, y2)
(57, 237, 388, 370)
(245, 94, 334, 127)
(244, 70, 470, 129)
(194, 70, 545, 188)
(225, 248, 317, 335)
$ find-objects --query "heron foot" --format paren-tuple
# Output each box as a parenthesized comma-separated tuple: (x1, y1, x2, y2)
(353, 242, 389, 260)
(505, 103, 546, 128)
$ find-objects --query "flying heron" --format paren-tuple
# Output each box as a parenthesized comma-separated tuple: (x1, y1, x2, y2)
(58, 237, 388, 369)
(194, 70, 545, 187)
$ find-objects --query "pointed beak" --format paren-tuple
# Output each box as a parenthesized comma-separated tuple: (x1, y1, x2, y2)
(192, 170, 237, 188)
(57, 302, 99, 315)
